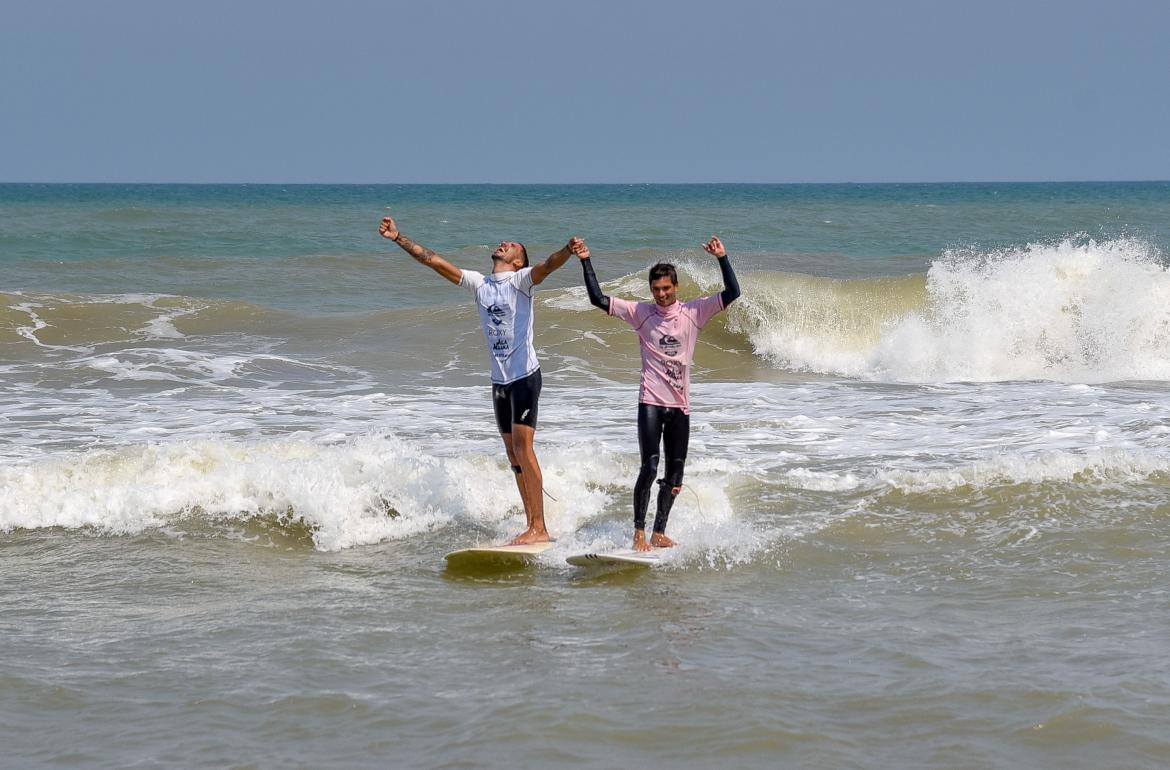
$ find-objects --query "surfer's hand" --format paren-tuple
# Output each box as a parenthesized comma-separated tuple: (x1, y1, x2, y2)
(703, 235, 726, 258)
(379, 216, 400, 241)
(569, 236, 590, 260)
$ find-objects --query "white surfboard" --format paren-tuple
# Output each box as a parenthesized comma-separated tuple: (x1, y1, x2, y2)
(566, 548, 663, 568)
(444, 541, 554, 568)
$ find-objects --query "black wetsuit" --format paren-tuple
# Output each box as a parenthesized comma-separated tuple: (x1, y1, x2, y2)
(635, 403, 690, 533)
(492, 368, 542, 434)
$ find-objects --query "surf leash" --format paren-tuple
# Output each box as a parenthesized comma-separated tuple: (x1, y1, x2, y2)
(686, 485, 703, 516)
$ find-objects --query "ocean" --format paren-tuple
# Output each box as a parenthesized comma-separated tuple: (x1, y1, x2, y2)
(3, 182, 1170, 768)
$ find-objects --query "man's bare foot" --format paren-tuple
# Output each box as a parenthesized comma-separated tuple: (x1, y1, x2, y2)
(649, 532, 676, 548)
(633, 529, 651, 552)
(509, 527, 550, 545)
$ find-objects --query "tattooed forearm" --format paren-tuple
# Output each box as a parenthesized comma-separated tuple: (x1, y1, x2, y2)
(393, 233, 438, 265)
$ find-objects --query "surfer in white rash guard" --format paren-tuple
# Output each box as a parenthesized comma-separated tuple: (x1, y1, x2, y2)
(574, 236, 741, 552)
(379, 215, 579, 545)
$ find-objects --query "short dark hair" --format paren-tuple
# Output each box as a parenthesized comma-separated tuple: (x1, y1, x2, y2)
(519, 243, 529, 268)
(648, 262, 678, 285)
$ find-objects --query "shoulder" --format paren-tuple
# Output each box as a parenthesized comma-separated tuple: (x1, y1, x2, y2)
(686, 293, 724, 311)
(608, 295, 640, 316)
(681, 293, 724, 324)
(512, 267, 536, 294)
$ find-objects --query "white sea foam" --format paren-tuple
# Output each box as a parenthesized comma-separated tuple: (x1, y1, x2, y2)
(524, 450, 762, 571)
(542, 271, 653, 311)
(776, 447, 1170, 495)
(3, 309, 1169, 558)
(76, 348, 350, 385)
(542, 285, 593, 311)
(729, 237, 1170, 382)
(875, 447, 1170, 493)
(0, 374, 754, 556)
(139, 309, 188, 339)
(0, 434, 623, 551)
(0, 419, 767, 560)
(7, 292, 202, 346)
(9, 301, 93, 352)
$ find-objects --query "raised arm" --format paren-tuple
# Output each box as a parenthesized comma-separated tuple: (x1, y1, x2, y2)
(530, 236, 580, 285)
(379, 216, 462, 285)
(575, 240, 610, 313)
(703, 235, 741, 307)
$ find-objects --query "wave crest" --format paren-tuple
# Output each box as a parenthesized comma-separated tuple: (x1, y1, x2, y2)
(730, 237, 1170, 382)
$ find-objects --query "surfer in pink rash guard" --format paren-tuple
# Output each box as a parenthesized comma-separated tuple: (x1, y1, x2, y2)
(380, 215, 580, 545)
(574, 236, 741, 551)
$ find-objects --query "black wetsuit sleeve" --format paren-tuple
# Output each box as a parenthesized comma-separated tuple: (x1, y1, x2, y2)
(580, 257, 611, 313)
(719, 256, 741, 307)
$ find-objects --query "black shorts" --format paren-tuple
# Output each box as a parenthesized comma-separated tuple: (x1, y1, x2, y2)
(492, 369, 542, 434)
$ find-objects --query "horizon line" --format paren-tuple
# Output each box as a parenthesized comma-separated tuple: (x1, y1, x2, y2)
(2, 178, 1168, 186)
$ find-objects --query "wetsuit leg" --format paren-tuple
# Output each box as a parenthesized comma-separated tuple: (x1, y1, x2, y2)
(652, 408, 690, 534)
(493, 370, 541, 435)
(509, 369, 541, 429)
(634, 403, 665, 531)
(492, 382, 513, 435)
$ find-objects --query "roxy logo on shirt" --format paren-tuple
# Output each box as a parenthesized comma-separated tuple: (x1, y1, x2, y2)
(659, 334, 681, 357)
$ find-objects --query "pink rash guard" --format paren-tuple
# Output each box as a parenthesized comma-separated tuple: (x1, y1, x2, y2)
(608, 294, 724, 414)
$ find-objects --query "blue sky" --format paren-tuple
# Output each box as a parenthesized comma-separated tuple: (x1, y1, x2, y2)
(2, 0, 1167, 183)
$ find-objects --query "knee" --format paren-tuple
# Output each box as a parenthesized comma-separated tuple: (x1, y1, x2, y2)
(512, 440, 537, 467)
(639, 454, 660, 478)
(511, 442, 539, 472)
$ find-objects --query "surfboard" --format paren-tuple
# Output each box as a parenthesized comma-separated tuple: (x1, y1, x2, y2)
(444, 541, 554, 568)
(565, 548, 663, 568)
